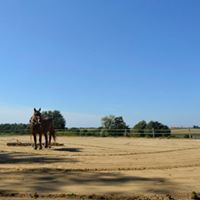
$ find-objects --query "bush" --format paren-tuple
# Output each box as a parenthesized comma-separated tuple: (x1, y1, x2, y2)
(132, 120, 171, 137)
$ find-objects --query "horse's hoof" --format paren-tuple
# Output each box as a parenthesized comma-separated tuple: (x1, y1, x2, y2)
(39, 147, 42, 150)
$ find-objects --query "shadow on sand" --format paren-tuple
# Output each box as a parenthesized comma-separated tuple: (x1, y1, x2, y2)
(0, 152, 78, 164)
(0, 168, 179, 196)
(53, 147, 81, 152)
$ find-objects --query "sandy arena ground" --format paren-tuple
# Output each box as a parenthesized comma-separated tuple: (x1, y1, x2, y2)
(0, 136, 200, 199)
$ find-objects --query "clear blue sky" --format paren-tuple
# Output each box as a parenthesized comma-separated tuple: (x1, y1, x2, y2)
(0, 0, 200, 127)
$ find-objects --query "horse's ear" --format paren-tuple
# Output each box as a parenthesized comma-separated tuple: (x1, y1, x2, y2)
(34, 108, 36, 112)
(39, 108, 41, 112)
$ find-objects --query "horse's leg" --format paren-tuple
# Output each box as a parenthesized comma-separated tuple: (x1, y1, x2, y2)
(39, 133, 42, 150)
(33, 133, 37, 150)
(44, 132, 48, 148)
(49, 132, 52, 148)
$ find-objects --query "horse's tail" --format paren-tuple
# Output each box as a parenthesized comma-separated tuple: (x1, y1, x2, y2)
(51, 129, 56, 142)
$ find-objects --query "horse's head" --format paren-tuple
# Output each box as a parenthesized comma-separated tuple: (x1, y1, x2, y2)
(30, 108, 42, 125)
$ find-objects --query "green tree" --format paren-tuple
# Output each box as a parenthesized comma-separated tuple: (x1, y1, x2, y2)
(133, 120, 171, 137)
(101, 115, 115, 129)
(133, 120, 147, 136)
(145, 121, 171, 137)
(101, 115, 129, 136)
(133, 120, 147, 134)
(42, 110, 66, 129)
(114, 116, 129, 129)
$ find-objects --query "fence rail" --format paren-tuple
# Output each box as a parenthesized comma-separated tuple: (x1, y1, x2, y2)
(0, 128, 200, 139)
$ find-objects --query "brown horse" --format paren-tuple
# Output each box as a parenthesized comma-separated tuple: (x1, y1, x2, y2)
(30, 108, 56, 150)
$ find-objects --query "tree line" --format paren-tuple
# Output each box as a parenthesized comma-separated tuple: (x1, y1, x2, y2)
(0, 110, 171, 137)
(0, 110, 65, 134)
(99, 115, 171, 137)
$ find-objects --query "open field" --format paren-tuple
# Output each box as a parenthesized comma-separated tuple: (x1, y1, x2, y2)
(171, 128, 200, 134)
(0, 136, 200, 199)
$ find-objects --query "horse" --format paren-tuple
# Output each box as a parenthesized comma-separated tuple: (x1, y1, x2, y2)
(29, 108, 56, 150)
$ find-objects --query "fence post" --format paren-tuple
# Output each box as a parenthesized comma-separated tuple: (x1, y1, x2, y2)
(152, 128, 155, 138)
(189, 128, 191, 139)
(124, 129, 127, 137)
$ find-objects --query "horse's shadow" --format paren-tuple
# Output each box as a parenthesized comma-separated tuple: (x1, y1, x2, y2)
(53, 148, 81, 152)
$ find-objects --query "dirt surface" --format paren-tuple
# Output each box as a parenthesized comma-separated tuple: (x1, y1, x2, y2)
(0, 136, 200, 199)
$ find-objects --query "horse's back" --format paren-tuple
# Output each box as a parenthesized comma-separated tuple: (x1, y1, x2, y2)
(41, 117, 54, 132)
